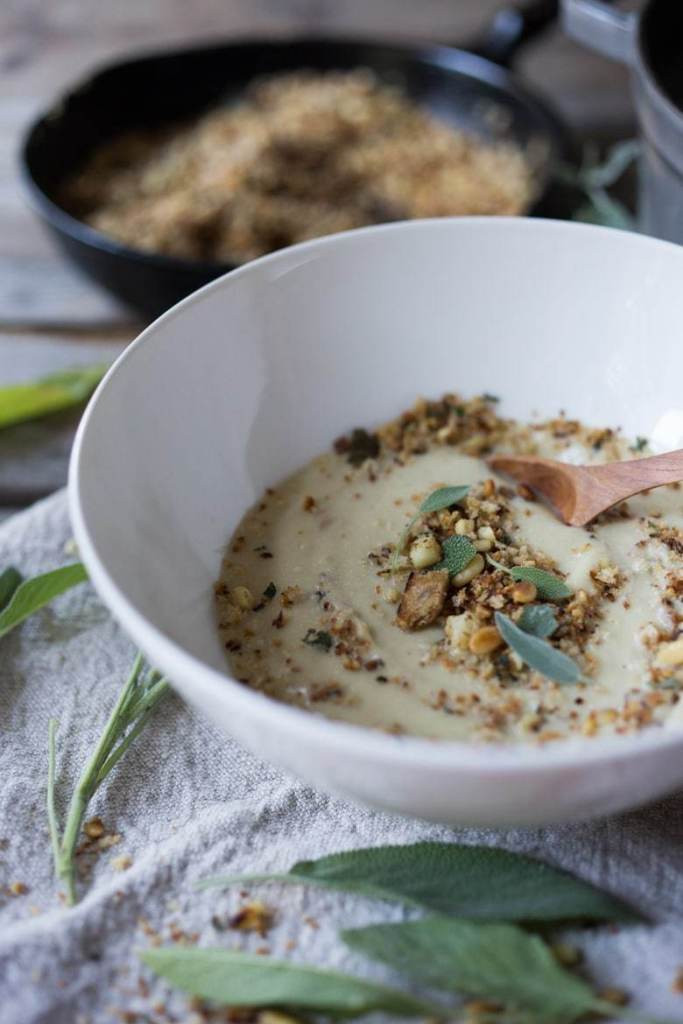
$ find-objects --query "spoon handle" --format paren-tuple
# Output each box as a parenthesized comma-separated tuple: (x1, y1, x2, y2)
(582, 448, 683, 505)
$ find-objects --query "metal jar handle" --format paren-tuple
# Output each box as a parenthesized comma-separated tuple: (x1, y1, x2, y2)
(561, 0, 637, 63)
(468, 0, 559, 67)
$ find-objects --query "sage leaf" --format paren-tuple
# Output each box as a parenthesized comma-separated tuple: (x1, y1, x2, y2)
(392, 486, 470, 570)
(495, 612, 580, 684)
(198, 841, 637, 923)
(0, 365, 107, 429)
(518, 604, 558, 639)
(488, 557, 571, 600)
(302, 629, 333, 651)
(342, 918, 597, 1024)
(582, 139, 640, 191)
(575, 192, 636, 231)
(0, 567, 22, 612)
(436, 535, 478, 577)
(419, 485, 470, 515)
(346, 429, 380, 467)
(559, 141, 639, 233)
(0, 563, 88, 639)
(141, 948, 445, 1017)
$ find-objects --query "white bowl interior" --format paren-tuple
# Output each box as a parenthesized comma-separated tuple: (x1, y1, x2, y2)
(70, 218, 683, 825)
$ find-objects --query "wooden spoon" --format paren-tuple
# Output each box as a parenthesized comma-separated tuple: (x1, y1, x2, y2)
(488, 450, 683, 527)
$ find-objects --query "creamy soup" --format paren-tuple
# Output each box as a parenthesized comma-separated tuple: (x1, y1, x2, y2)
(215, 395, 683, 743)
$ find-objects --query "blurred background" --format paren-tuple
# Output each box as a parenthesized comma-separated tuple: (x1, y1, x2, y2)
(0, 0, 637, 520)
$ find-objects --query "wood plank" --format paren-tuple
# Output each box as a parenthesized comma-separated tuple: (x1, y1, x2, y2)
(0, 257, 136, 329)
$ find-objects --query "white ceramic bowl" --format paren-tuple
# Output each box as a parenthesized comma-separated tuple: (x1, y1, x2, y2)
(69, 218, 683, 827)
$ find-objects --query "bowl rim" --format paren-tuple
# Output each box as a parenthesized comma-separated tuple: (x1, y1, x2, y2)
(69, 215, 683, 774)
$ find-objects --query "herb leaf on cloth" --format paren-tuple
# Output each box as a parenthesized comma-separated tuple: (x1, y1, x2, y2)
(495, 612, 580, 684)
(0, 567, 22, 612)
(141, 949, 446, 1017)
(0, 563, 88, 640)
(517, 604, 558, 639)
(198, 841, 637, 923)
(0, 365, 107, 429)
(342, 917, 598, 1023)
(48, 654, 169, 905)
(488, 557, 571, 600)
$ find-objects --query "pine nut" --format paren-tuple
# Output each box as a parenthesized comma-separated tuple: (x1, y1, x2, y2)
(231, 586, 255, 610)
(511, 580, 537, 603)
(468, 625, 503, 655)
(654, 637, 683, 667)
(452, 553, 485, 587)
(409, 533, 442, 569)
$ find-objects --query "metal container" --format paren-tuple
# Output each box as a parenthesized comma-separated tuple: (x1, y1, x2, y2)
(563, 0, 683, 244)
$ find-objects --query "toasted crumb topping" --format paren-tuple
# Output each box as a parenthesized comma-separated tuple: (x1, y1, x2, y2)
(215, 392, 683, 744)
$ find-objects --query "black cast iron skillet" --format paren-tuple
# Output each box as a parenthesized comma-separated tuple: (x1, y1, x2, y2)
(22, 0, 573, 319)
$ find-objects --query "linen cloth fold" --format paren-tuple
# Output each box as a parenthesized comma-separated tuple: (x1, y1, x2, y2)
(1, 491, 682, 1024)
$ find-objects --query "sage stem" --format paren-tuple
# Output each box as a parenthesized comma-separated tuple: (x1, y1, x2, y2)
(51, 654, 154, 905)
(46, 719, 61, 866)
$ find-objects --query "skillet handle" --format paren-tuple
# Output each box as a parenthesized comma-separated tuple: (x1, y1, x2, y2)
(468, 0, 559, 67)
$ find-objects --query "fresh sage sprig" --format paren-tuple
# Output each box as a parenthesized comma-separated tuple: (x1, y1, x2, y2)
(560, 139, 640, 231)
(0, 558, 170, 906)
(488, 556, 571, 600)
(495, 612, 581, 684)
(141, 948, 446, 1018)
(197, 841, 637, 923)
(0, 365, 108, 430)
(0, 562, 88, 640)
(181, 844, 673, 1024)
(143, 940, 676, 1024)
(391, 485, 470, 572)
(48, 653, 169, 905)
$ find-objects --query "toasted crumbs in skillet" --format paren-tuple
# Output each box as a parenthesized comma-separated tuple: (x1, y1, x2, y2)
(61, 70, 534, 265)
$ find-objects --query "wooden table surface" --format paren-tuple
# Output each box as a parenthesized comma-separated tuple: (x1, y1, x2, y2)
(0, 0, 634, 521)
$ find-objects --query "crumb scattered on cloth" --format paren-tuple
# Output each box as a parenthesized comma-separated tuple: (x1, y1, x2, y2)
(0, 491, 682, 1024)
